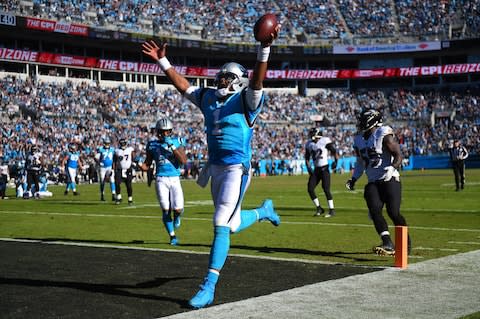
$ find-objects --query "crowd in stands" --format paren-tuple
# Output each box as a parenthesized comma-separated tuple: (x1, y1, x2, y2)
(2, 0, 480, 43)
(1, 75, 479, 184)
(338, 0, 396, 38)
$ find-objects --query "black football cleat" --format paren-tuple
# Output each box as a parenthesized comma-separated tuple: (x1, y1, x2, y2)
(324, 209, 336, 218)
(373, 242, 395, 256)
(313, 206, 325, 217)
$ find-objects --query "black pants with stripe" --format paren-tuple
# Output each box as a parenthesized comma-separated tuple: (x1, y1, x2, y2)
(307, 165, 332, 201)
(452, 160, 465, 190)
(115, 168, 133, 197)
(364, 180, 407, 236)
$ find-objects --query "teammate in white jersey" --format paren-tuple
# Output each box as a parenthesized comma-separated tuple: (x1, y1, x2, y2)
(142, 24, 281, 309)
(345, 109, 411, 256)
(305, 128, 338, 218)
(139, 118, 187, 245)
(114, 138, 135, 205)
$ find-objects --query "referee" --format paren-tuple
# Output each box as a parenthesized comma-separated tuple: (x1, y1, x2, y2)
(449, 139, 469, 191)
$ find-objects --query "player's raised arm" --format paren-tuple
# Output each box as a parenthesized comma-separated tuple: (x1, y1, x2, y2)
(250, 23, 281, 90)
(142, 40, 191, 94)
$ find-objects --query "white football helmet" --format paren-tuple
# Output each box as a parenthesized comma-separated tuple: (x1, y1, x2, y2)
(103, 137, 111, 147)
(214, 62, 249, 95)
(156, 117, 173, 132)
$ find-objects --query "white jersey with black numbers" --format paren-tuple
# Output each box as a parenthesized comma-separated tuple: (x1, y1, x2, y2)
(115, 147, 134, 170)
(353, 125, 399, 183)
(305, 137, 332, 167)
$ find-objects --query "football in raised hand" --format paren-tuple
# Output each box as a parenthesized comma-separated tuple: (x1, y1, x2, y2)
(254, 13, 278, 42)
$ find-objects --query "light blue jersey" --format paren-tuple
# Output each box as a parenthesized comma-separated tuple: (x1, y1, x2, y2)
(147, 137, 185, 177)
(190, 88, 263, 165)
(98, 146, 115, 168)
(66, 151, 80, 169)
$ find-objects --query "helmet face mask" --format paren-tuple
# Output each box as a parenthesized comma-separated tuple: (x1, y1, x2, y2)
(103, 137, 111, 148)
(309, 128, 322, 141)
(156, 118, 173, 140)
(214, 62, 249, 95)
(358, 109, 382, 132)
(119, 139, 127, 149)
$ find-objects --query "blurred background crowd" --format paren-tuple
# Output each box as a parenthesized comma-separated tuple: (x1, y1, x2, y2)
(1, 0, 480, 44)
(1, 75, 478, 184)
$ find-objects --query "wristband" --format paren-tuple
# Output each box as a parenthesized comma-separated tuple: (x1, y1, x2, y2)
(257, 46, 270, 62)
(157, 57, 172, 71)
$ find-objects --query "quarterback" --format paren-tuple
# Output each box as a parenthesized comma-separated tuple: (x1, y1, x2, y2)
(142, 22, 281, 309)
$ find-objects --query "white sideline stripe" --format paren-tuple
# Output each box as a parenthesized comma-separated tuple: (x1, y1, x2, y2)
(441, 181, 480, 186)
(161, 250, 480, 319)
(448, 241, 480, 245)
(414, 246, 459, 252)
(0, 237, 376, 267)
(1, 210, 480, 233)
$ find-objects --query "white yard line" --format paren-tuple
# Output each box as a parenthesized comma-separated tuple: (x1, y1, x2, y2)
(1, 210, 480, 233)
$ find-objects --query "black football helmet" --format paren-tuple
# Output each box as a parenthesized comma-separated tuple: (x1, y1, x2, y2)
(309, 127, 322, 141)
(119, 138, 127, 148)
(358, 109, 382, 132)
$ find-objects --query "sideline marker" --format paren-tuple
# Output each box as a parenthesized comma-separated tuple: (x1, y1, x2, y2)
(395, 226, 408, 268)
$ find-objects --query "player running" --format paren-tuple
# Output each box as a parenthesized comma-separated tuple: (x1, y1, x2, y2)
(95, 137, 116, 201)
(62, 142, 82, 196)
(139, 118, 187, 245)
(346, 109, 411, 256)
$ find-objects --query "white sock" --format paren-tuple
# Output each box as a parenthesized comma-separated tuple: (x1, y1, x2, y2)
(328, 200, 334, 209)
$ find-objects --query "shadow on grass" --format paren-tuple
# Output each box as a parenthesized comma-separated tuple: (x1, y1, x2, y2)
(179, 243, 378, 262)
(15, 237, 146, 245)
(0, 276, 191, 307)
(15, 238, 378, 262)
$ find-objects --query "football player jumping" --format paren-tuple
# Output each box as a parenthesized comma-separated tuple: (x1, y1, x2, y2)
(346, 109, 411, 256)
(142, 23, 281, 309)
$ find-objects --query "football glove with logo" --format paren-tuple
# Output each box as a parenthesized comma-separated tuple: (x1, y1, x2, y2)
(345, 178, 356, 191)
(382, 166, 400, 182)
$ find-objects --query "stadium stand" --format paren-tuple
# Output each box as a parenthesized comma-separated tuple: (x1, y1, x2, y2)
(2, 0, 480, 44)
(1, 74, 479, 182)
(0, 1, 479, 185)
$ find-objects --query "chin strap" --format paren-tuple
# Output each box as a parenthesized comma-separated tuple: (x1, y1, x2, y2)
(215, 88, 231, 98)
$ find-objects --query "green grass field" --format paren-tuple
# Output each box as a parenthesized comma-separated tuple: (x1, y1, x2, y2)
(1, 169, 479, 267)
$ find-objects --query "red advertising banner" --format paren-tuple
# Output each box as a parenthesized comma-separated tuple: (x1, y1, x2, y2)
(2, 48, 480, 80)
(0, 48, 38, 62)
(25, 17, 88, 36)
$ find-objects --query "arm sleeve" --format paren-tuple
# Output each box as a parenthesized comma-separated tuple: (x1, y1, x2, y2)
(183, 86, 202, 107)
(326, 143, 336, 156)
(244, 88, 263, 111)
